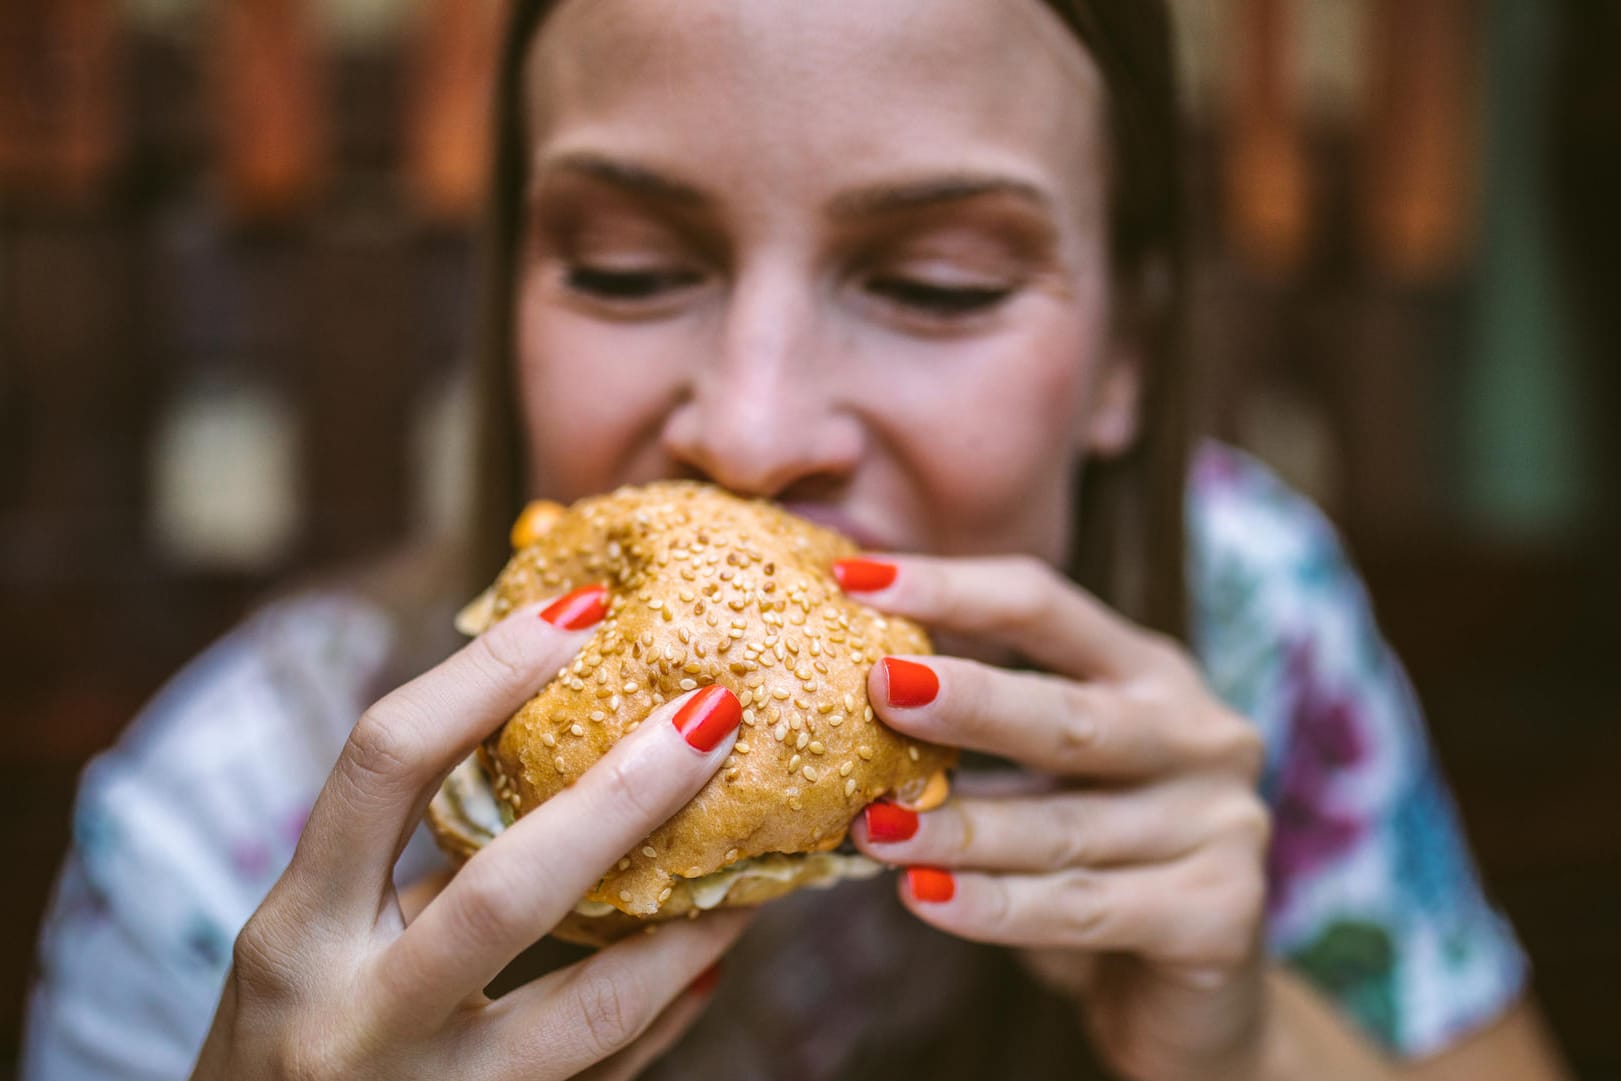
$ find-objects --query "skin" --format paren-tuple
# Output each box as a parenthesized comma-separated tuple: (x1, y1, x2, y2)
(193, 0, 1572, 1078)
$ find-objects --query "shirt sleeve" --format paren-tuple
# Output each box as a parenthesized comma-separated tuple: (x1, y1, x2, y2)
(1188, 444, 1528, 1058)
(20, 595, 399, 1081)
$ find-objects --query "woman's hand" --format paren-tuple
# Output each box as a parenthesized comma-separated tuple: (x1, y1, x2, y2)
(838, 555, 1272, 1081)
(191, 589, 750, 1081)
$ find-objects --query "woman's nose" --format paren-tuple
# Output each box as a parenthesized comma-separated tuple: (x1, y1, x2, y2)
(660, 271, 860, 499)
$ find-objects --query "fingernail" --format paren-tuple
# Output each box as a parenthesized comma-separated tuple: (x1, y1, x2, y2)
(832, 557, 897, 593)
(906, 867, 955, 903)
(689, 961, 723, 996)
(863, 801, 919, 843)
(539, 583, 609, 630)
(672, 685, 741, 752)
(880, 657, 938, 708)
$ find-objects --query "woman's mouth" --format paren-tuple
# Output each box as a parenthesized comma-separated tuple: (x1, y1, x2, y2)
(778, 502, 894, 552)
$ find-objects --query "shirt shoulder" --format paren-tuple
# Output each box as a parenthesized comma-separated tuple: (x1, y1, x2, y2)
(23, 593, 397, 1080)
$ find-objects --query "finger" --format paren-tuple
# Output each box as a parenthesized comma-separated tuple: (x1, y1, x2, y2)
(852, 779, 1252, 872)
(378, 684, 743, 1019)
(481, 909, 750, 1081)
(871, 655, 1257, 778)
(835, 554, 1170, 680)
(895, 848, 1265, 970)
(578, 964, 723, 1081)
(290, 587, 609, 911)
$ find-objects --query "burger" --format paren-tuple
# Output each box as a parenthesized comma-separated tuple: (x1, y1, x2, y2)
(427, 481, 956, 945)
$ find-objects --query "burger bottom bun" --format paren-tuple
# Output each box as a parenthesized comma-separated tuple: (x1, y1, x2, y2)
(426, 754, 884, 947)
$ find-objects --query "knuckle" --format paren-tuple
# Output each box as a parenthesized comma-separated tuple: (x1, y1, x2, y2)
(573, 972, 644, 1058)
(1053, 683, 1104, 762)
(1042, 801, 1095, 869)
(1214, 720, 1266, 780)
(593, 746, 666, 825)
(343, 707, 424, 791)
(1054, 870, 1109, 945)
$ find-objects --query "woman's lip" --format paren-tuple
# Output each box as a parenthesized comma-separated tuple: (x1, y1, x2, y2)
(779, 503, 893, 552)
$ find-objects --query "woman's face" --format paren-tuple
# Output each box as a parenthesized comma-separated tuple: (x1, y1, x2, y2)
(515, 0, 1138, 566)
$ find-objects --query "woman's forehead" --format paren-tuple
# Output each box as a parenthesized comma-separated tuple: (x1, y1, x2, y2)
(523, 0, 1107, 204)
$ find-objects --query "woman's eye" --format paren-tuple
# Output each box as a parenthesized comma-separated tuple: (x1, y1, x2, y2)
(564, 265, 702, 300)
(866, 276, 1013, 317)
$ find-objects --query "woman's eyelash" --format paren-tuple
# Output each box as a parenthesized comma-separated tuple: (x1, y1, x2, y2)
(866, 277, 1012, 316)
(564, 265, 702, 300)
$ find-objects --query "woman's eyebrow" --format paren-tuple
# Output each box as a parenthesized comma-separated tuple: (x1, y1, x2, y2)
(827, 174, 1055, 219)
(534, 152, 711, 207)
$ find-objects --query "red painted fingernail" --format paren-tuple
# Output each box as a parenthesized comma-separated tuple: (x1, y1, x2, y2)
(539, 584, 609, 630)
(863, 801, 919, 843)
(907, 867, 955, 903)
(672, 685, 741, 752)
(880, 657, 938, 708)
(689, 961, 723, 996)
(833, 557, 897, 593)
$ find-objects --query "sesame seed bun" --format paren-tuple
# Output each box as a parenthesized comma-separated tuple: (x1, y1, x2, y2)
(427, 482, 956, 945)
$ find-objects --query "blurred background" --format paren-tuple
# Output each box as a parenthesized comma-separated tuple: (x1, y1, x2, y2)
(1, 0, 1617, 1075)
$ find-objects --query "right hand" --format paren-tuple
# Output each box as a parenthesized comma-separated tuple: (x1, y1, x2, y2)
(190, 590, 750, 1081)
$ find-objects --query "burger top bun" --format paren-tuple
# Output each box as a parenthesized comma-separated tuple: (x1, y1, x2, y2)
(442, 482, 956, 923)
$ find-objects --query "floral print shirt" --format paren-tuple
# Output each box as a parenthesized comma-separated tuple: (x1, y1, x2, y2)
(21, 446, 1525, 1079)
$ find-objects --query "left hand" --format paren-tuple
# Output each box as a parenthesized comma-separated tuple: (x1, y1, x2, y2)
(838, 555, 1272, 1081)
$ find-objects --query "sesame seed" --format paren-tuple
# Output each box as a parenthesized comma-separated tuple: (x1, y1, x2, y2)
(648, 598, 663, 610)
(840, 760, 854, 776)
(725, 768, 741, 781)
(789, 713, 803, 730)
(796, 732, 810, 750)
(590, 710, 606, 722)
(725, 847, 740, 863)
(909, 746, 920, 761)
(659, 887, 674, 903)
(810, 741, 826, 755)
(817, 701, 834, 714)
(738, 689, 754, 707)
(619, 858, 631, 870)
(554, 754, 567, 771)
(789, 797, 804, 811)
(679, 589, 695, 602)
(858, 745, 874, 759)
(743, 707, 758, 725)
(684, 661, 703, 674)
(735, 741, 750, 753)
(623, 681, 639, 693)
(642, 846, 658, 858)
(802, 765, 819, 781)
(772, 687, 790, 701)
(679, 678, 698, 691)
(542, 732, 557, 748)
(845, 779, 858, 797)
(789, 754, 802, 772)
(570, 724, 584, 737)
(610, 694, 621, 710)
(795, 665, 812, 681)
(864, 706, 875, 721)
(829, 714, 844, 727)
(773, 723, 789, 742)
(844, 694, 856, 713)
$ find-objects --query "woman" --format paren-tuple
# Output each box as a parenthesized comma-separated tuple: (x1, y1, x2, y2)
(24, 1, 1571, 1078)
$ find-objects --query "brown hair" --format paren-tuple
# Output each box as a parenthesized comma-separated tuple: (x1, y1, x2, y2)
(470, 0, 1191, 641)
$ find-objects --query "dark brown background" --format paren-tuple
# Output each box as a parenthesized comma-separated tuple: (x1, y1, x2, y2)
(3, 0, 1618, 1077)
